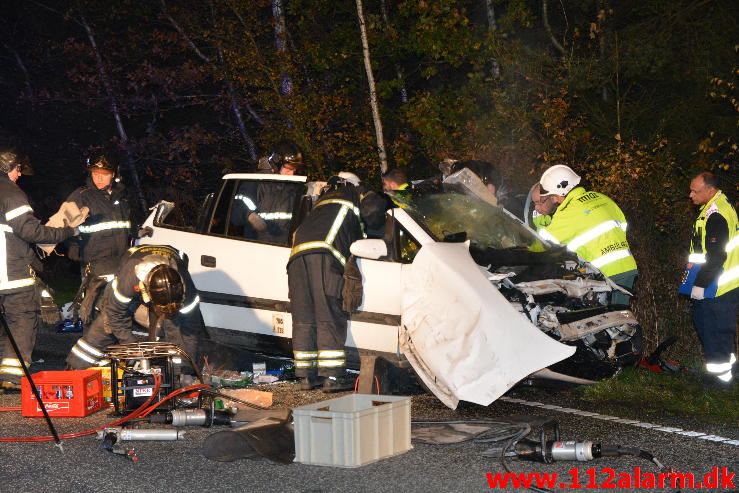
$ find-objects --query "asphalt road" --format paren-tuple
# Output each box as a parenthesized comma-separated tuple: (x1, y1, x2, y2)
(0, 326, 736, 493)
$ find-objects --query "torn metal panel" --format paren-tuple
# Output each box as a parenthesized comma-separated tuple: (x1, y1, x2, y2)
(558, 310, 638, 342)
(511, 278, 613, 298)
(400, 242, 575, 410)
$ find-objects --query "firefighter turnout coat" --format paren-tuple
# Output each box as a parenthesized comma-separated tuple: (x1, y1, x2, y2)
(538, 187, 637, 278)
(1, 174, 74, 381)
(66, 244, 205, 369)
(66, 176, 132, 277)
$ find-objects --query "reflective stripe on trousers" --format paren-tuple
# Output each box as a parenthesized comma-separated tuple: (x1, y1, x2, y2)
(317, 349, 346, 369)
(293, 350, 318, 369)
(0, 357, 24, 377)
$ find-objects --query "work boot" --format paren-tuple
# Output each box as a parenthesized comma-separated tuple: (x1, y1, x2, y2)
(1, 381, 21, 393)
(299, 376, 323, 390)
(701, 373, 734, 391)
(322, 374, 355, 393)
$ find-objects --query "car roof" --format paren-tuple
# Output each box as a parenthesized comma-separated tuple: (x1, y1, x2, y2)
(222, 173, 307, 183)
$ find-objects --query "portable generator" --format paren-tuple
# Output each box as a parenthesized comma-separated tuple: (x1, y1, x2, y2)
(105, 342, 185, 415)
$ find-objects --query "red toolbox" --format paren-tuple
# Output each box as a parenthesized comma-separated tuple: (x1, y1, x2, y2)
(21, 369, 103, 417)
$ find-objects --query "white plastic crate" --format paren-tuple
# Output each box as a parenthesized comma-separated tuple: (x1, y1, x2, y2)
(293, 393, 412, 467)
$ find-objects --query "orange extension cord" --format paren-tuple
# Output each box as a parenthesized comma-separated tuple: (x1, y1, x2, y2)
(0, 374, 210, 442)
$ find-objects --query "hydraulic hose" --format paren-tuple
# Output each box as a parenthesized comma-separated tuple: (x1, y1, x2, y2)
(0, 374, 211, 443)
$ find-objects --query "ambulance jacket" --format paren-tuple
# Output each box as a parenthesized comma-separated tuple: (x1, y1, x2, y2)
(684, 190, 739, 297)
(538, 187, 637, 278)
(66, 176, 132, 276)
(105, 244, 200, 334)
(289, 185, 378, 270)
(0, 174, 74, 294)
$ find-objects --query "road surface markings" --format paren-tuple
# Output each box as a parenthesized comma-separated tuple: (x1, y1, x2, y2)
(500, 397, 739, 446)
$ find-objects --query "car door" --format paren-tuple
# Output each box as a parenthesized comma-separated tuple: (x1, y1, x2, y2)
(142, 174, 306, 351)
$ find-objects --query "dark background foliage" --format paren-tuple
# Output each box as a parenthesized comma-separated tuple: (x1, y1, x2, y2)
(1, 0, 737, 360)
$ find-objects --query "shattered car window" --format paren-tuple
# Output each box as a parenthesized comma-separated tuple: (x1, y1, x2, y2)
(397, 185, 546, 253)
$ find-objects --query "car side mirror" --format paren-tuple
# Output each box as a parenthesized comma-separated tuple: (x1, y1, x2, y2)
(350, 239, 387, 260)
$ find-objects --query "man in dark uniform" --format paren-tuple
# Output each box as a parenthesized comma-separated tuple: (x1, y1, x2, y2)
(65, 244, 207, 372)
(234, 140, 305, 243)
(0, 149, 77, 391)
(287, 171, 386, 392)
(66, 155, 132, 325)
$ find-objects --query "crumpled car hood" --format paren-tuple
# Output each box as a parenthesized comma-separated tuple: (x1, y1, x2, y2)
(399, 242, 576, 409)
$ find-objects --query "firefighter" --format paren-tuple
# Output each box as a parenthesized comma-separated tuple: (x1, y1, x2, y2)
(65, 244, 206, 372)
(235, 140, 305, 243)
(681, 172, 738, 387)
(287, 171, 385, 392)
(536, 165, 638, 305)
(65, 154, 132, 325)
(0, 149, 77, 391)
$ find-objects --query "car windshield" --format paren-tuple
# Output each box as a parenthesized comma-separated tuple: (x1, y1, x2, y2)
(396, 183, 549, 254)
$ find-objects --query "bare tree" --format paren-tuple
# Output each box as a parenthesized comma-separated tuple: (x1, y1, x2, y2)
(79, 15, 146, 215)
(161, 0, 258, 160)
(485, 0, 500, 78)
(355, 0, 388, 174)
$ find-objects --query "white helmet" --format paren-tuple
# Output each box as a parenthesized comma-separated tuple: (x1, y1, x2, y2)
(539, 165, 581, 196)
(337, 171, 360, 187)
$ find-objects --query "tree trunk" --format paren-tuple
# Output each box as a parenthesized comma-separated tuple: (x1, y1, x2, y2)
(79, 15, 147, 216)
(542, 0, 565, 55)
(485, 0, 500, 78)
(272, 0, 293, 96)
(355, 0, 388, 174)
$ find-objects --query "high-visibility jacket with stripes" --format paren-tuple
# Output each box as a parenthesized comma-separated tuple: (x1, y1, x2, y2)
(538, 187, 637, 278)
(685, 190, 739, 297)
(105, 244, 201, 335)
(289, 186, 364, 269)
(65, 176, 132, 275)
(0, 174, 74, 294)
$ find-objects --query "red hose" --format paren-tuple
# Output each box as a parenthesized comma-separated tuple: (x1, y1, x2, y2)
(0, 407, 21, 412)
(0, 373, 171, 442)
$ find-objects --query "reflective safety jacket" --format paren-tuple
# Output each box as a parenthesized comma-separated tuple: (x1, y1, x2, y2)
(0, 174, 73, 294)
(538, 187, 637, 277)
(681, 190, 739, 298)
(233, 181, 296, 244)
(105, 244, 200, 335)
(289, 185, 365, 269)
(66, 177, 132, 276)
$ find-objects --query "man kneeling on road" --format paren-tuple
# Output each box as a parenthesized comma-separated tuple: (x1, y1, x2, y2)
(66, 244, 206, 372)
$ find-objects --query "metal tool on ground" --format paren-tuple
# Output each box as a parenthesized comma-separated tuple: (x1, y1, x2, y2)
(413, 416, 666, 493)
(0, 312, 62, 451)
(98, 429, 138, 462)
(148, 406, 235, 427)
(96, 426, 186, 441)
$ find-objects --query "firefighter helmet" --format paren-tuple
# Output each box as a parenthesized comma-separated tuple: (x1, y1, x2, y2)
(0, 148, 33, 175)
(145, 264, 185, 317)
(266, 140, 303, 173)
(337, 171, 360, 186)
(539, 165, 581, 196)
(86, 155, 117, 174)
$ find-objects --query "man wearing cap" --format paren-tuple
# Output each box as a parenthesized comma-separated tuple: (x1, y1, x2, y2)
(535, 165, 637, 305)
(0, 149, 78, 391)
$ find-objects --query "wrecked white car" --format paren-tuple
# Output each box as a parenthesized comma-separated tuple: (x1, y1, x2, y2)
(139, 173, 643, 409)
